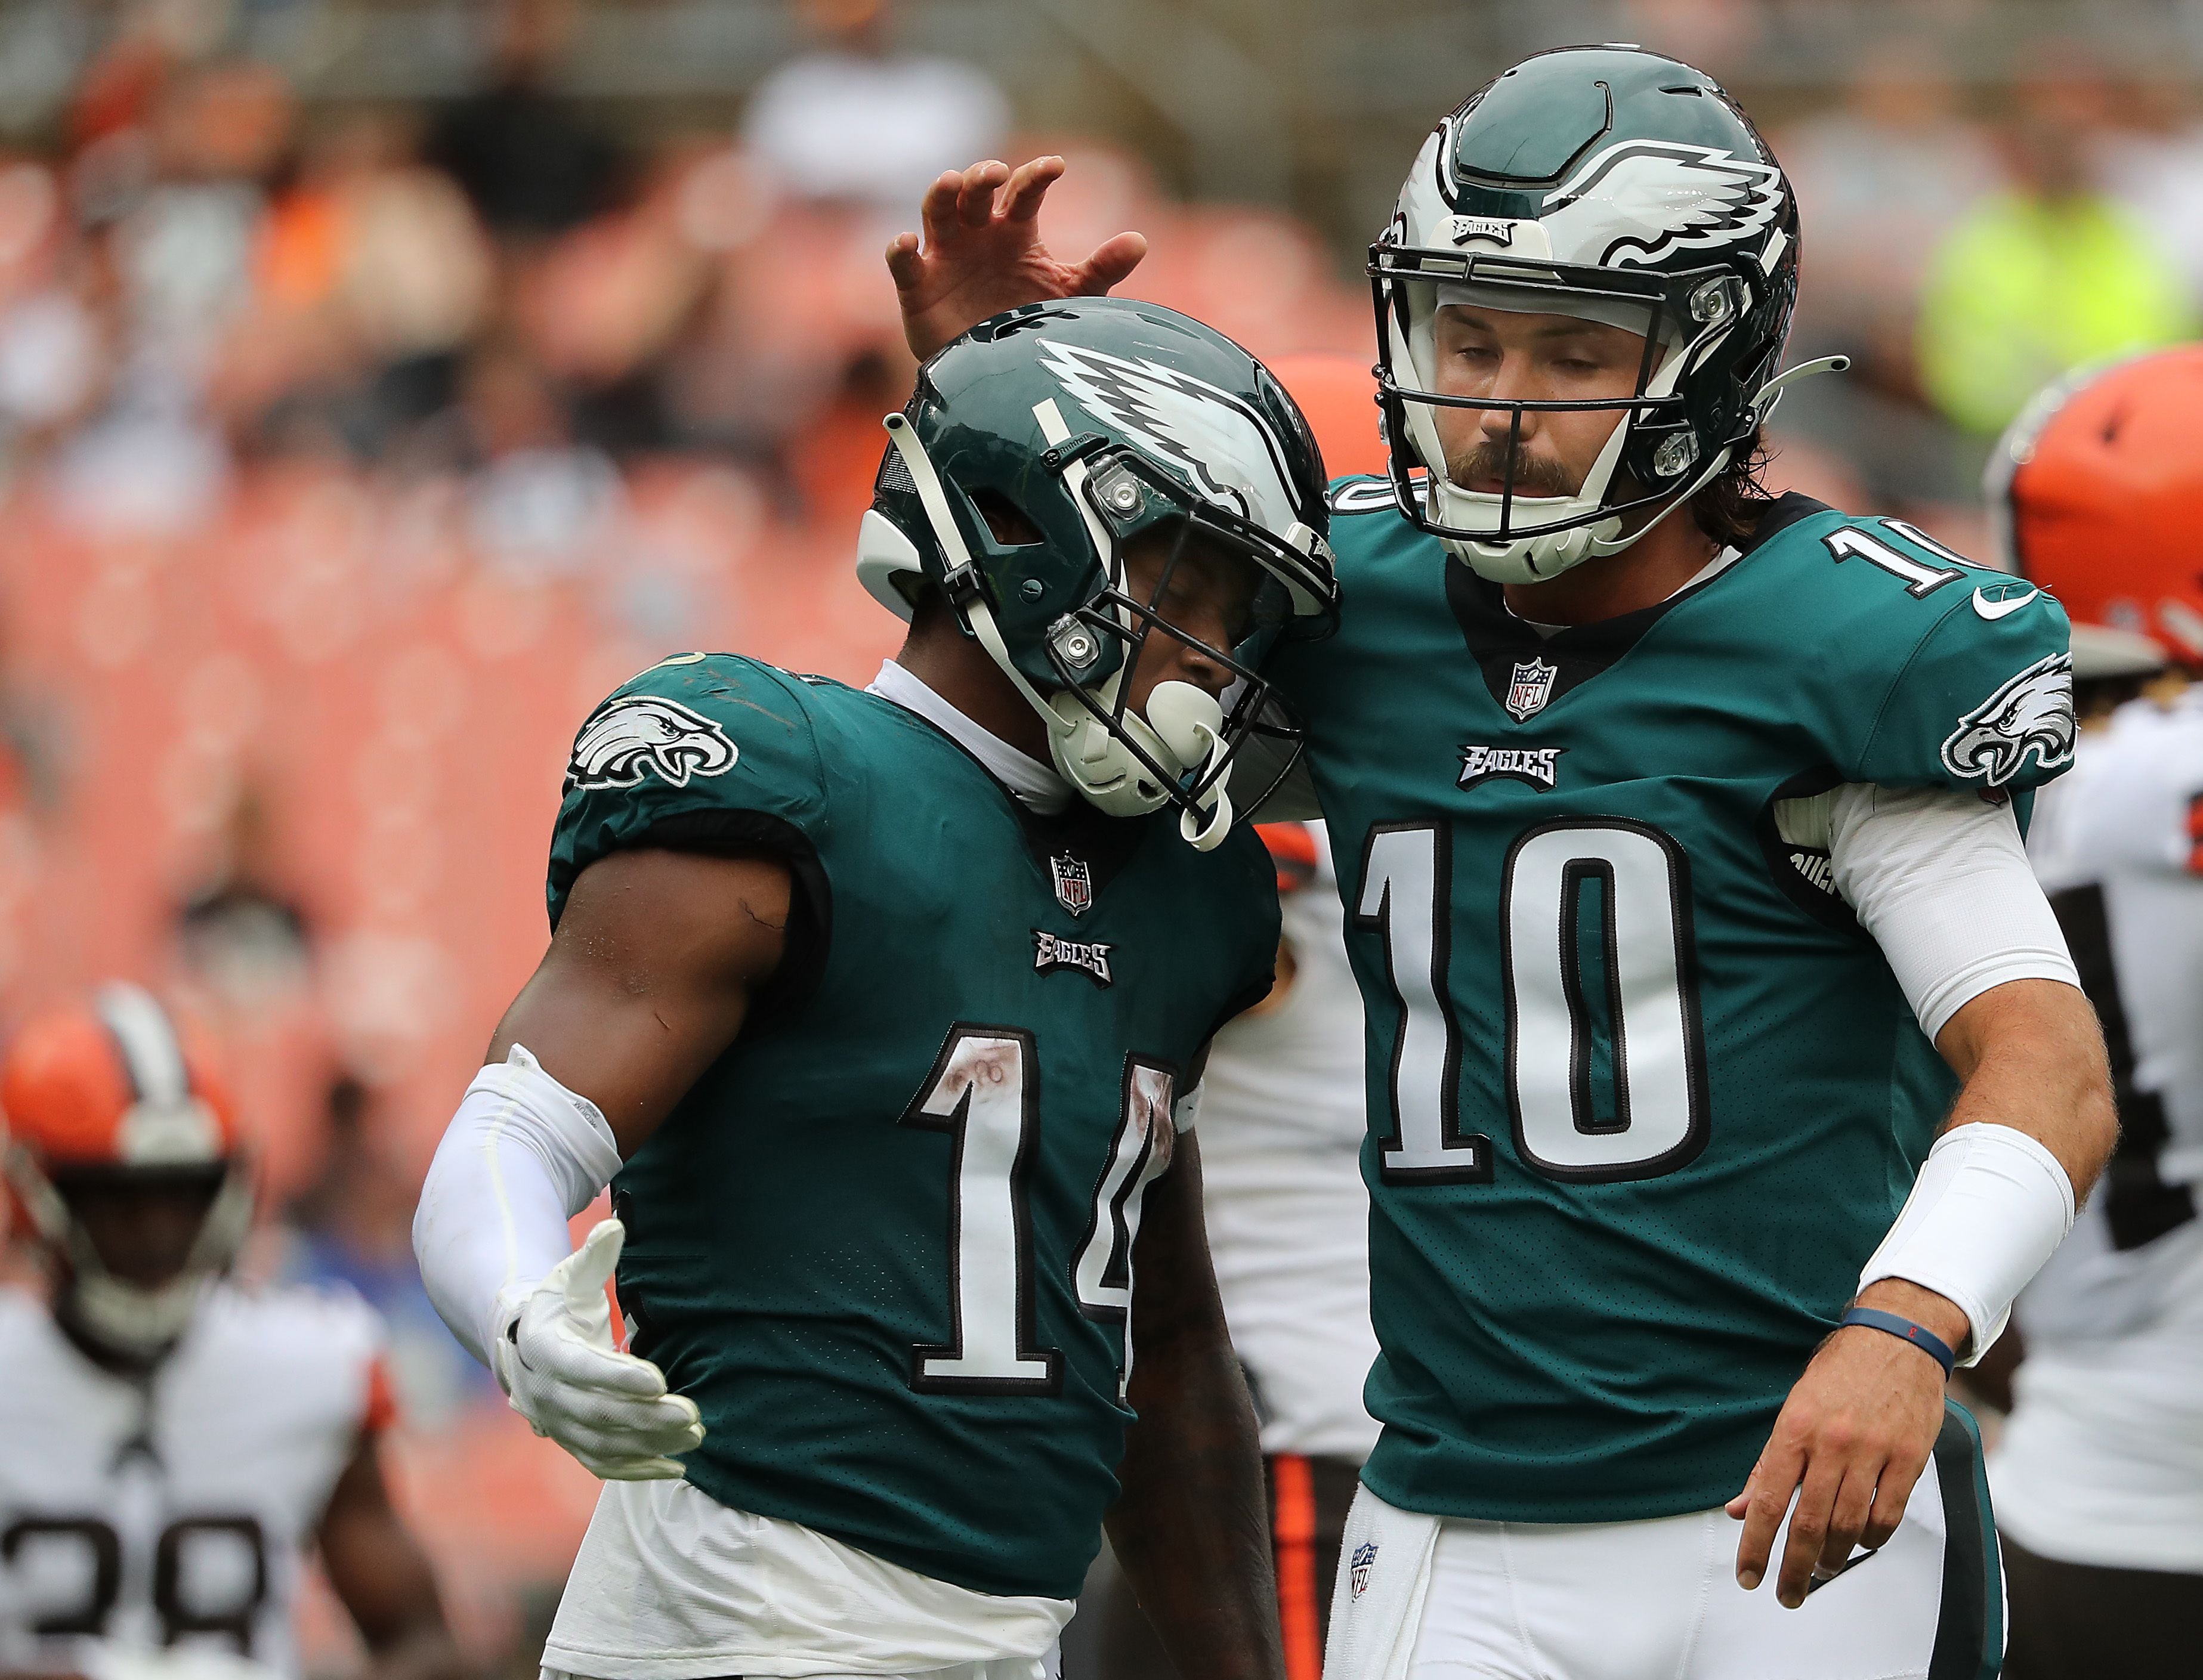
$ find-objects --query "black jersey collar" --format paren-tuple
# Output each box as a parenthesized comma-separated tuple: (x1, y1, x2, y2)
(1447, 494, 1837, 721)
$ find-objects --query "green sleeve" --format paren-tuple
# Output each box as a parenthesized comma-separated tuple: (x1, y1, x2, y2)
(546, 653, 830, 929)
(1850, 589, 2076, 796)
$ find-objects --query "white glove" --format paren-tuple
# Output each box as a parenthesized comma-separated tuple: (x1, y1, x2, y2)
(491, 1218, 704, 1480)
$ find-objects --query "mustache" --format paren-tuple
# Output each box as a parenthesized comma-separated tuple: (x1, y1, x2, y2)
(1447, 440, 1578, 499)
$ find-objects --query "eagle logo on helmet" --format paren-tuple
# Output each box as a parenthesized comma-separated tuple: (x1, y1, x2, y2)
(566, 696, 739, 792)
(1540, 140, 1785, 268)
(1939, 654, 2077, 788)
(1036, 341, 1302, 535)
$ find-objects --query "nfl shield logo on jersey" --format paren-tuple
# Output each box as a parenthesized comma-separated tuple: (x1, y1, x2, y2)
(1504, 657, 1558, 720)
(1350, 1541, 1378, 1600)
(1050, 852, 1093, 917)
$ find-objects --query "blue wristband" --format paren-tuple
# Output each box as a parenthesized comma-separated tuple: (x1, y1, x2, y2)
(1840, 1307, 1957, 1377)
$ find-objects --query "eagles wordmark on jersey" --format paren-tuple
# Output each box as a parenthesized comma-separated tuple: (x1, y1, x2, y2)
(1273, 486, 2074, 1524)
(546, 651, 1279, 1602)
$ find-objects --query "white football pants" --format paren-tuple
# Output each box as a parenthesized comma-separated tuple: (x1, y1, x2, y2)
(1327, 1409, 2004, 1680)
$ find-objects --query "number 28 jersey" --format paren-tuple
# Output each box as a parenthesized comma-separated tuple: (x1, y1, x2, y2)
(548, 655, 1278, 1604)
(1269, 491, 2074, 1524)
(0, 1283, 391, 1677)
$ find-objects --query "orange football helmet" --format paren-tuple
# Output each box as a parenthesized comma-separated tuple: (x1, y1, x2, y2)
(1, 983, 251, 1356)
(1266, 354, 1389, 481)
(1988, 345, 2203, 677)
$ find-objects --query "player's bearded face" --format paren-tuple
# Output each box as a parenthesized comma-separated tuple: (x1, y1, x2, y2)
(1428, 305, 1646, 502)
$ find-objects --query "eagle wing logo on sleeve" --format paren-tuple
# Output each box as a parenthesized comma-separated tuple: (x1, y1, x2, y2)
(1938, 654, 2077, 788)
(566, 695, 740, 792)
(1036, 341, 1302, 533)
(1540, 140, 1785, 268)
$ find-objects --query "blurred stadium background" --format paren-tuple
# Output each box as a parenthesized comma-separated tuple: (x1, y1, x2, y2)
(0, 0, 2195, 1672)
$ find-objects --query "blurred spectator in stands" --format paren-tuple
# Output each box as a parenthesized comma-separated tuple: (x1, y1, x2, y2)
(1766, 49, 2002, 511)
(176, 784, 315, 1007)
(0, 157, 105, 460)
(512, 142, 723, 457)
(741, 0, 1010, 213)
(2096, 76, 2203, 311)
(654, 146, 833, 464)
(286, 1072, 495, 1427)
(419, 331, 622, 569)
(1916, 60, 2195, 436)
(236, 110, 494, 459)
(41, 57, 304, 531)
(129, 59, 293, 367)
(1784, 47, 2000, 360)
(427, 0, 622, 243)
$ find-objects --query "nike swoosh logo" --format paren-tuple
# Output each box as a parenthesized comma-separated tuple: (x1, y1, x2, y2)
(1973, 586, 2040, 621)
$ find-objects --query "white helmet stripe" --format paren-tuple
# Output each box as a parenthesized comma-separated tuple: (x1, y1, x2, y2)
(96, 983, 190, 1108)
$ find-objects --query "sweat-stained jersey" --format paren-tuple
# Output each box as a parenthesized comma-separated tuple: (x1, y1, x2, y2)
(546, 654, 1279, 1602)
(1269, 488, 2075, 1524)
(0, 1283, 391, 1678)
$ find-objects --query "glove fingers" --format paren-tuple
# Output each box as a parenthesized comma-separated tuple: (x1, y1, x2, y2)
(548, 1413, 704, 1462)
(521, 1329, 673, 1397)
(529, 1385, 699, 1433)
(538, 1391, 702, 1440)
(522, 1390, 703, 1453)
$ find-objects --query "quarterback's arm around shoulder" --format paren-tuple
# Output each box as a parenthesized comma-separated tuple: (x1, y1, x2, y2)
(1107, 1128, 1286, 1680)
(317, 1431, 469, 1680)
(413, 847, 792, 1366)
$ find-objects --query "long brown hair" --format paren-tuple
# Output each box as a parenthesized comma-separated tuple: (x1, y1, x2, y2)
(1689, 425, 1779, 550)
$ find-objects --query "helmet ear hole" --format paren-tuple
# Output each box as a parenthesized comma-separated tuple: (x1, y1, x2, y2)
(967, 488, 1045, 548)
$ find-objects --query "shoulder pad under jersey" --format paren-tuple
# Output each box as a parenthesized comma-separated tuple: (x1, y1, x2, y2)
(1748, 505, 2076, 797)
(548, 653, 829, 927)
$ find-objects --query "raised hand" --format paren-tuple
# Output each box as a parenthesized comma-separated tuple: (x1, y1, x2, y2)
(886, 156, 1149, 361)
(1726, 1280, 1964, 1608)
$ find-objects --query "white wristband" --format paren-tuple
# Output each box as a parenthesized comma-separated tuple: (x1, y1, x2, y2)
(1857, 1122, 2077, 1363)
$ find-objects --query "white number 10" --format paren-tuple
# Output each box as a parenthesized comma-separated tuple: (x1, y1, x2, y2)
(1358, 819, 1710, 1188)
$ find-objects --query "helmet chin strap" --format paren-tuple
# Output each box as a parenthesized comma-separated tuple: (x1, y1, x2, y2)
(880, 413, 1231, 845)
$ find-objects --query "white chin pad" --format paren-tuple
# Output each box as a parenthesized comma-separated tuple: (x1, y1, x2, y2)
(1141, 681, 1223, 766)
(1142, 682, 1236, 850)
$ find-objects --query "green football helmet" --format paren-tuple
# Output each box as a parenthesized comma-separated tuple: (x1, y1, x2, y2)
(1371, 44, 1842, 583)
(857, 296, 1339, 848)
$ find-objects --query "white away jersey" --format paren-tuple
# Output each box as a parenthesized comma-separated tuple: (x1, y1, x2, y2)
(0, 1282, 391, 1676)
(1999, 695, 2203, 1570)
(1197, 823, 1382, 1461)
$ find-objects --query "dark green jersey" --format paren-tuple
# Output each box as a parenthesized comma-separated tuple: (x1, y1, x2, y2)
(546, 654, 1278, 1600)
(1272, 490, 2074, 1524)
